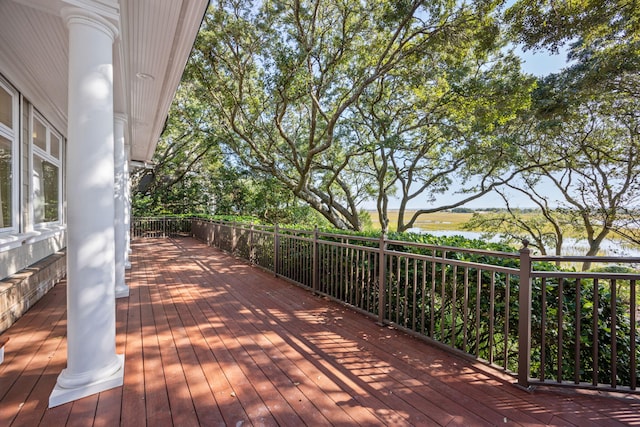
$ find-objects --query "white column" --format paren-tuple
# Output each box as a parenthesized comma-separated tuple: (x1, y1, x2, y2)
(114, 114, 129, 297)
(124, 145, 132, 269)
(50, 7, 124, 408)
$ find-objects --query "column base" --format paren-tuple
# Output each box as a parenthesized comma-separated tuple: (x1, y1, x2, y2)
(116, 284, 130, 298)
(49, 354, 124, 408)
(0, 337, 8, 364)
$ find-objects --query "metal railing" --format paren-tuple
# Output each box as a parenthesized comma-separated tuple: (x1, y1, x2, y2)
(131, 216, 192, 239)
(138, 217, 640, 394)
(524, 254, 640, 392)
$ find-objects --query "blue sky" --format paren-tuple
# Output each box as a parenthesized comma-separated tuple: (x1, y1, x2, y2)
(515, 46, 570, 77)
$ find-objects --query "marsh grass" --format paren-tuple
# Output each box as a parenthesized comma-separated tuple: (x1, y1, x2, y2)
(368, 210, 474, 231)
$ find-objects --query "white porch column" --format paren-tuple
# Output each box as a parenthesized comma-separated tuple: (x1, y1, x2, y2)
(50, 7, 124, 408)
(124, 146, 132, 269)
(114, 114, 129, 298)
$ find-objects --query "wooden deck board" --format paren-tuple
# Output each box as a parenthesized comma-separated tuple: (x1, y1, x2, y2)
(1, 237, 640, 426)
(139, 257, 173, 427)
(120, 277, 147, 427)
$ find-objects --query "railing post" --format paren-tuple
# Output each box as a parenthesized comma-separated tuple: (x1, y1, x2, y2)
(274, 224, 280, 277)
(312, 226, 319, 294)
(377, 232, 387, 325)
(249, 223, 255, 264)
(231, 222, 237, 255)
(518, 240, 532, 389)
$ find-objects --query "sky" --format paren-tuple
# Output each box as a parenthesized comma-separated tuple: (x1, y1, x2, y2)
(515, 46, 569, 78)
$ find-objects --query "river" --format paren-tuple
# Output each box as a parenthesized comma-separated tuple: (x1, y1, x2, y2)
(410, 229, 640, 258)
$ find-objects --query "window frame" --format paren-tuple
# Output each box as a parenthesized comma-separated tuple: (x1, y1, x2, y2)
(30, 107, 63, 228)
(0, 76, 19, 235)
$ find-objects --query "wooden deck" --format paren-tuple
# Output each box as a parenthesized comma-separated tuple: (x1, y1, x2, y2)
(2, 238, 640, 426)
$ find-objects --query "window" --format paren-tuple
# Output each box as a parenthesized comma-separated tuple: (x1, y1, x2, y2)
(31, 111, 62, 226)
(0, 78, 17, 232)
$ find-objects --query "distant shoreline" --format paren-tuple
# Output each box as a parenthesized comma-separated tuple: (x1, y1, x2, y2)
(365, 211, 474, 231)
(364, 210, 640, 257)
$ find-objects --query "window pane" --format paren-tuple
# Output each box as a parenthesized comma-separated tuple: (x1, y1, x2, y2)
(34, 155, 59, 223)
(42, 161, 59, 222)
(0, 135, 12, 228)
(33, 118, 46, 151)
(50, 134, 60, 159)
(0, 86, 12, 129)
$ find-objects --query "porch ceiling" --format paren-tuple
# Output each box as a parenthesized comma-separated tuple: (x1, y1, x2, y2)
(0, 0, 207, 163)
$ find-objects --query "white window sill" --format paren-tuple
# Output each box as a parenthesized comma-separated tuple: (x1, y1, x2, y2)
(0, 225, 66, 252)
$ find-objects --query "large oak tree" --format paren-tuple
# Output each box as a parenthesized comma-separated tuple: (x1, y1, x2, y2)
(185, 0, 521, 230)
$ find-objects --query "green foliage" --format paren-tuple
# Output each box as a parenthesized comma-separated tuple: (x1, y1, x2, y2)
(200, 214, 262, 224)
(180, 0, 537, 231)
(514, 76, 639, 262)
(496, 0, 640, 262)
(505, 0, 640, 98)
(131, 80, 327, 226)
(529, 277, 639, 386)
(469, 11, 640, 261)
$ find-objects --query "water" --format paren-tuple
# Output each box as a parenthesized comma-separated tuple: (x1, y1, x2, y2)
(409, 229, 640, 258)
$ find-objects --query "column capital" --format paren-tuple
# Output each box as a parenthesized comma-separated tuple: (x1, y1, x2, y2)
(61, 0, 119, 21)
(114, 112, 128, 125)
(62, 5, 119, 41)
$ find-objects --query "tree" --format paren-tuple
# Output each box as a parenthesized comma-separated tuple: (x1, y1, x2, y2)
(505, 0, 640, 96)
(352, 45, 536, 232)
(484, 72, 640, 268)
(463, 194, 581, 258)
(131, 82, 220, 216)
(186, 0, 513, 230)
(131, 79, 326, 225)
(479, 0, 640, 267)
(613, 207, 640, 246)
